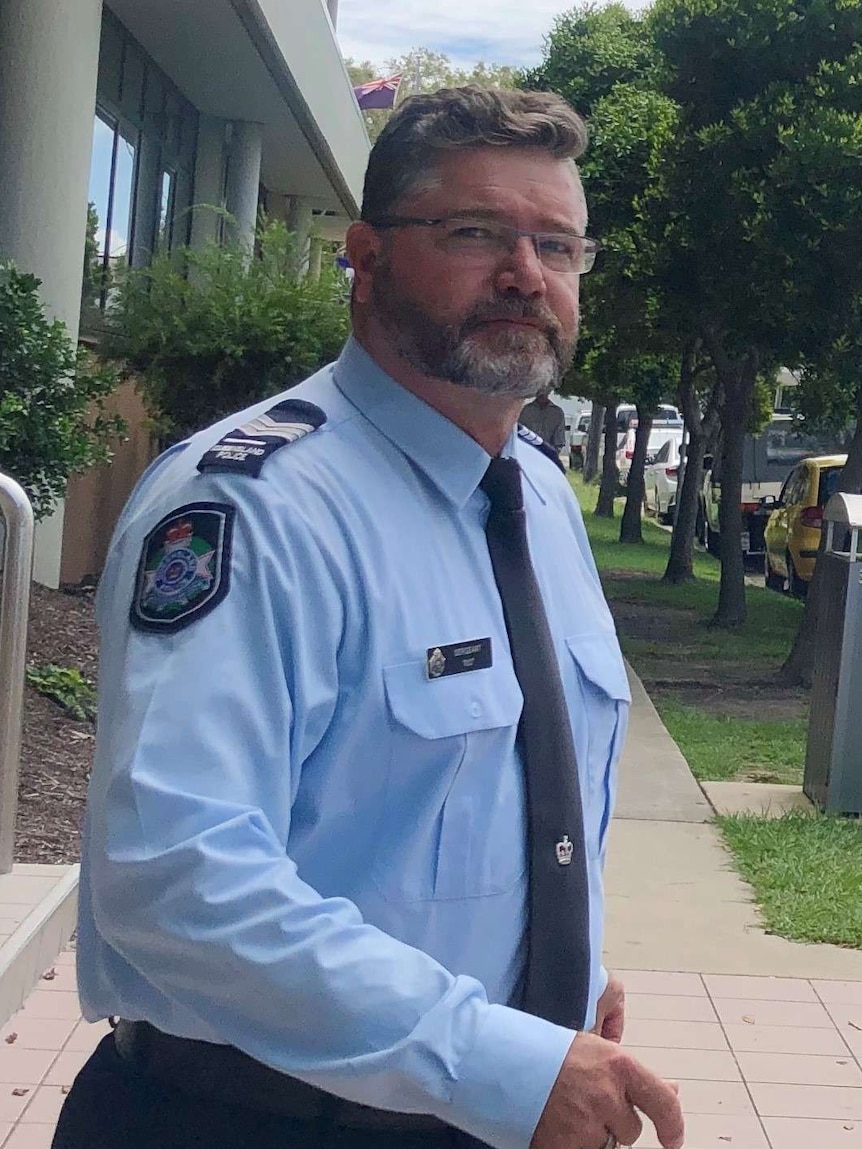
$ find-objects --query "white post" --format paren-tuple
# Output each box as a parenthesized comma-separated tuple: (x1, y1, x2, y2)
(0, 475, 34, 874)
(0, 0, 103, 588)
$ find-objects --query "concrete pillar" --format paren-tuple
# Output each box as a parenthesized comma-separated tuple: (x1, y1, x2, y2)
(285, 196, 314, 277)
(308, 236, 324, 282)
(189, 116, 228, 252)
(0, 0, 103, 587)
(224, 121, 263, 253)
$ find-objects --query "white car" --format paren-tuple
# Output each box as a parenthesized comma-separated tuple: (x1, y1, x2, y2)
(643, 436, 683, 523)
(618, 422, 684, 486)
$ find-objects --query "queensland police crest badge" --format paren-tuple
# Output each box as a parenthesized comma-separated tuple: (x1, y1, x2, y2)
(130, 502, 234, 633)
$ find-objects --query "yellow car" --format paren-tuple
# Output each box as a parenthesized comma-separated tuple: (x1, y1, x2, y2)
(764, 455, 846, 596)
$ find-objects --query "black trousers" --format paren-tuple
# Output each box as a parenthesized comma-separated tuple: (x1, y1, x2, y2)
(52, 1035, 477, 1149)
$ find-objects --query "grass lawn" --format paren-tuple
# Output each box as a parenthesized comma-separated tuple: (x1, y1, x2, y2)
(718, 811, 862, 948)
(657, 701, 807, 785)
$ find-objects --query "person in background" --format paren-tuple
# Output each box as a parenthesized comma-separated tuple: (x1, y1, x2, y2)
(519, 387, 568, 459)
(52, 86, 684, 1149)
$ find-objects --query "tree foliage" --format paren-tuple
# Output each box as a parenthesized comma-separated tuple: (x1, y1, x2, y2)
(0, 263, 124, 521)
(104, 220, 350, 443)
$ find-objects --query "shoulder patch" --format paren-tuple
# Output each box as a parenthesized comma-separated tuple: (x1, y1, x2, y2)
(517, 424, 566, 473)
(197, 399, 327, 477)
(130, 502, 234, 634)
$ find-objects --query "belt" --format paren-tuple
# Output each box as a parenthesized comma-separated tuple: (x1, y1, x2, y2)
(113, 1019, 448, 1132)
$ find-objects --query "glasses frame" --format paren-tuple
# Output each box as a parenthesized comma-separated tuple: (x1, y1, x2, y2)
(368, 215, 601, 275)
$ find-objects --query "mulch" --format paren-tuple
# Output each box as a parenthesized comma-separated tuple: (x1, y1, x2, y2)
(16, 583, 98, 864)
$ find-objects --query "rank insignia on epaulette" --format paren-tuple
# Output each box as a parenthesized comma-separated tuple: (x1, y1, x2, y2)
(197, 399, 326, 477)
(517, 423, 566, 473)
(130, 502, 234, 634)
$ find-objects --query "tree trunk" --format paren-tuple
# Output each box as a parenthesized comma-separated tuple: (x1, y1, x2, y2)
(595, 405, 619, 518)
(781, 389, 862, 686)
(664, 436, 705, 583)
(664, 343, 720, 585)
(713, 387, 749, 627)
(583, 400, 604, 483)
(620, 410, 654, 543)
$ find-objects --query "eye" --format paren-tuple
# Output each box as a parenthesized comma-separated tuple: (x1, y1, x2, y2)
(447, 224, 497, 241)
(537, 236, 579, 257)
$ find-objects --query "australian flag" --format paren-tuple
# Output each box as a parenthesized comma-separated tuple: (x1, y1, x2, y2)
(353, 74, 403, 110)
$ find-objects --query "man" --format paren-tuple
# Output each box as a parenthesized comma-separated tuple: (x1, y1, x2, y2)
(519, 388, 567, 458)
(53, 87, 684, 1149)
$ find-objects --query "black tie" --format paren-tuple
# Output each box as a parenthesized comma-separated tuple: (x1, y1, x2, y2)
(480, 456, 591, 1031)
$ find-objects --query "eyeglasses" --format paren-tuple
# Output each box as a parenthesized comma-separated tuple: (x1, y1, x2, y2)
(369, 216, 600, 275)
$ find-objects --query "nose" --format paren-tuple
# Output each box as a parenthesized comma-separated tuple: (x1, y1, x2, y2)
(493, 234, 547, 297)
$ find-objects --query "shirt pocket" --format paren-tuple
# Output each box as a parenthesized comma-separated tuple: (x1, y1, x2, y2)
(565, 632, 631, 853)
(371, 661, 526, 903)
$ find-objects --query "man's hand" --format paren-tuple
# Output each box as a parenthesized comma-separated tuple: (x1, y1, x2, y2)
(594, 974, 625, 1044)
(530, 1032, 684, 1149)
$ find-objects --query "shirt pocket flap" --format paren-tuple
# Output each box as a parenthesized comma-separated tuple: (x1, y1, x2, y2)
(383, 661, 523, 740)
(565, 633, 631, 703)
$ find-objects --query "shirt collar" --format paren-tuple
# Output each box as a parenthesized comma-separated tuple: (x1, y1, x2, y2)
(333, 336, 495, 510)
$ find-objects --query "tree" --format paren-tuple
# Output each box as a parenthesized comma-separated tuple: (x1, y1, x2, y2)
(663, 341, 721, 584)
(344, 49, 517, 141)
(0, 263, 124, 521)
(618, 356, 679, 544)
(644, 0, 862, 626)
(105, 220, 350, 443)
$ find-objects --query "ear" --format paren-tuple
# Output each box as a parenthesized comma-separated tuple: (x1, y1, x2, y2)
(345, 222, 383, 305)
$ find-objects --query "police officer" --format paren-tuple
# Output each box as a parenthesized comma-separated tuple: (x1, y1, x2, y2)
(53, 88, 685, 1149)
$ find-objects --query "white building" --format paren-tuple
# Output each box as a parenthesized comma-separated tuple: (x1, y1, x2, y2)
(0, 0, 368, 586)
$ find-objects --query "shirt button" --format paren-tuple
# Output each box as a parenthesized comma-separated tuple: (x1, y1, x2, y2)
(470, 701, 482, 718)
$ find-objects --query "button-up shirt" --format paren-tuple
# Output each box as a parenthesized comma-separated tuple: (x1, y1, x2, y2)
(77, 336, 630, 1149)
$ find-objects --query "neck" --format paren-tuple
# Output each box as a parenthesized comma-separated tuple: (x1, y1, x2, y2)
(353, 319, 525, 457)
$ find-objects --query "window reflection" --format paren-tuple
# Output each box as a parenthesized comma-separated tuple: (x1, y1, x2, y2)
(85, 112, 138, 307)
(159, 170, 176, 252)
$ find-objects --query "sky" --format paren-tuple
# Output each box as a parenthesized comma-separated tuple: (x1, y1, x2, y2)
(337, 0, 646, 73)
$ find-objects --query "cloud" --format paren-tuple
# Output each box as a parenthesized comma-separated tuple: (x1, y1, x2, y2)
(337, 0, 648, 72)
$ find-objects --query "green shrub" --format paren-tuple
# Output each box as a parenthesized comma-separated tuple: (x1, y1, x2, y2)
(105, 219, 351, 443)
(26, 664, 97, 722)
(0, 264, 125, 521)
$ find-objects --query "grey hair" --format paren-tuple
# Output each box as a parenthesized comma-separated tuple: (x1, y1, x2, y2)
(360, 86, 588, 223)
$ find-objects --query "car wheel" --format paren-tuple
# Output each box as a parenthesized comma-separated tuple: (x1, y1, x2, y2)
(787, 553, 807, 598)
(764, 553, 784, 592)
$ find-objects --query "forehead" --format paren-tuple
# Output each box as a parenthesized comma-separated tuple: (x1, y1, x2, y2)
(404, 146, 587, 232)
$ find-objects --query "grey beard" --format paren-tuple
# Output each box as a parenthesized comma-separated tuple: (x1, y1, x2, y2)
(373, 279, 574, 397)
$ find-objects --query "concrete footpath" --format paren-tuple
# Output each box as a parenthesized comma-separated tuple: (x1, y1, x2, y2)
(605, 666, 862, 980)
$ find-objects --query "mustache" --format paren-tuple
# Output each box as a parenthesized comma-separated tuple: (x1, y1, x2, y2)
(460, 298, 563, 338)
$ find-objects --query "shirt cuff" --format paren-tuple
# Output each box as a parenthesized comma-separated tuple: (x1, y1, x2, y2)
(445, 1003, 575, 1149)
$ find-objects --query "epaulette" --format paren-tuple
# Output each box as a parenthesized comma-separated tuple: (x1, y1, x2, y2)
(517, 424, 566, 473)
(197, 399, 327, 478)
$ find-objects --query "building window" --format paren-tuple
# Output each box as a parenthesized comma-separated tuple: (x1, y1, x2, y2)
(82, 8, 198, 326)
(85, 111, 139, 310)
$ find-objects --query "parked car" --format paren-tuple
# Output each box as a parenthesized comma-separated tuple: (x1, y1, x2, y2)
(698, 416, 847, 558)
(568, 412, 591, 468)
(616, 403, 681, 432)
(643, 438, 683, 523)
(763, 455, 846, 596)
(618, 423, 684, 487)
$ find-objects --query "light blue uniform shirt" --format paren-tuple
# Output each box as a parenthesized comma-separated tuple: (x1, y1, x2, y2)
(77, 336, 631, 1149)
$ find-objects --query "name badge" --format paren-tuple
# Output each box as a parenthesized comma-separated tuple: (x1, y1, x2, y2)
(426, 637, 492, 680)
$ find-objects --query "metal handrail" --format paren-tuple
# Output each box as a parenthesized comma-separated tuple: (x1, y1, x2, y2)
(0, 474, 34, 874)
